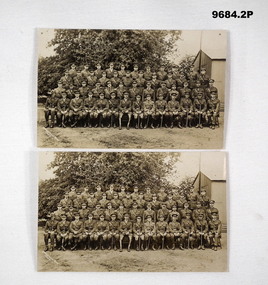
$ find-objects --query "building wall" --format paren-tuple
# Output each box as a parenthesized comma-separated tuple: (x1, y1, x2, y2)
(211, 181, 227, 225)
(211, 60, 225, 105)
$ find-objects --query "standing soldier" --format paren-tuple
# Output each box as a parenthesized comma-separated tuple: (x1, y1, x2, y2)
(206, 200, 219, 221)
(181, 212, 195, 249)
(186, 186, 198, 210)
(56, 214, 70, 251)
(69, 213, 84, 250)
(116, 81, 126, 100)
(169, 84, 180, 101)
(142, 94, 155, 129)
(166, 93, 182, 128)
(192, 201, 207, 221)
(208, 214, 222, 251)
(116, 203, 127, 222)
(167, 214, 183, 250)
(111, 70, 121, 88)
(83, 213, 95, 250)
(206, 92, 220, 129)
(86, 69, 98, 91)
(66, 206, 76, 222)
(68, 63, 77, 79)
(57, 92, 70, 128)
(143, 65, 153, 81)
(143, 215, 156, 250)
(136, 70, 146, 92)
(94, 92, 109, 128)
(81, 64, 90, 79)
(157, 64, 167, 82)
(66, 83, 75, 99)
(99, 193, 109, 209)
(52, 81, 65, 99)
(53, 205, 65, 222)
(155, 215, 168, 250)
(93, 214, 109, 250)
(129, 202, 141, 222)
(132, 94, 143, 128)
(157, 187, 168, 203)
(157, 203, 170, 222)
(86, 192, 98, 213)
(94, 63, 103, 79)
(193, 91, 207, 128)
(180, 202, 192, 219)
(83, 91, 96, 128)
(165, 71, 177, 89)
(186, 64, 198, 90)
(156, 82, 169, 101)
(142, 82, 155, 101)
(151, 72, 160, 95)
(205, 79, 218, 100)
(107, 213, 120, 250)
(197, 188, 210, 208)
(122, 191, 133, 210)
(144, 187, 153, 203)
(118, 63, 126, 79)
(176, 191, 187, 210)
(119, 213, 133, 252)
(118, 92, 132, 130)
(133, 215, 145, 251)
(98, 71, 108, 88)
(165, 193, 177, 210)
(111, 192, 121, 210)
(44, 91, 58, 128)
(131, 184, 140, 201)
(79, 203, 89, 222)
(104, 81, 116, 100)
(195, 213, 208, 250)
(143, 203, 156, 223)
(129, 81, 141, 101)
(122, 70, 133, 89)
(106, 184, 116, 200)
(43, 213, 58, 251)
(191, 80, 205, 100)
(179, 81, 192, 99)
(79, 81, 90, 100)
(151, 194, 160, 212)
(198, 67, 210, 88)
(106, 62, 115, 79)
(136, 192, 146, 210)
(107, 92, 119, 128)
(180, 91, 193, 128)
(118, 184, 127, 200)
(92, 82, 103, 99)
(69, 90, 83, 128)
(59, 194, 73, 211)
(168, 205, 181, 223)
(104, 202, 116, 221)
(60, 71, 73, 89)
(73, 72, 83, 88)
(131, 64, 139, 80)
(92, 204, 104, 221)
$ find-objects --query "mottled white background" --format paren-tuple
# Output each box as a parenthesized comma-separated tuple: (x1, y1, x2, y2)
(0, 0, 267, 284)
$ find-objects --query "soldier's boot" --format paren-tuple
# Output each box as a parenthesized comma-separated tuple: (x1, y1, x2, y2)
(127, 240, 131, 252)
(45, 120, 49, 128)
(94, 239, 99, 250)
(197, 239, 202, 250)
(127, 119, 130, 130)
(119, 118, 122, 130)
(133, 118, 138, 129)
(190, 240, 194, 250)
(107, 238, 112, 250)
(140, 240, 144, 251)
(178, 118, 183, 128)
(179, 240, 184, 250)
(99, 115, 104, 128)
(170, 116, 174, 128)
(171, 237, 175, 250)
(119, 239, 123, 252)
(189, 118, 192, 128)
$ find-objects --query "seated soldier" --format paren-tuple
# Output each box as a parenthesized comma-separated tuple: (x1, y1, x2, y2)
(119, 92, 132, 130)
(57, 92, 70, 127)
(143, 215, 156, 250)
(82, 213, 95, 250)
(111, 192, 121, 210)
(157, 203, 169, 222)
(133, 215, 145, 251)
(197, 188, 210, 208)
(154, 93, 167, 128)
(94, 92, 109, 128)
(192, 201, 207, 221)
(194, 213, 208, 250)
(143, 203, 156, 222)
(116, 203, 127, 222)
(69, 90, 83, 128)
(208, 213, 222, 251)
(106, 184, 116, 200)
(206, 200, 219, 221)
(167, 213, 183, 250)
(92, 204, 104, 221)
(44, 91, 58, 128)
(180, 202, 192, 219)
(119, 213, 133, 252)
(56, 213, 70, 251)
(155, 214, 169, 250)
(78, 203, 89, 222)
(180, 91, 193, 128)
(132, 94, 144, 129)
(144, 186, 153, 203)
(143, 94, 155, 129)
(186, 186, 198, 210)
(166, 93, 182, 128)
(206, 92, 220, 129)
(181, 212, 195, 249)
(107, 213, 120, 250)
(104, 202, 116, 221)
(93, 214, 109, 250)
(106, 92, 119, 128)
(157, 187, 168, 202)
(193, 92, 207, 128)
(69, 212, 83, 250)
(122, 191, 133, 210)
(83, 91, 96, 128)
(43, 213, 58, 251)
(129, 202, 141, 222)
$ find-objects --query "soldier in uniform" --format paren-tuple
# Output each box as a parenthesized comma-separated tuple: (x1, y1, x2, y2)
(143, 65, 153, 81)
(116, 81, 126, 100)
(104, 202, 116, 221)
(166, 93, 182, 128)
(197, 188, 210, 209)
(157, 203, 169, 222)
(131, 184, 140, 201)
(198, 67, 210, 88)
(92, 204, 104, 221)
(150, 72, 160, 94)
(79, 203, 89, 222)
(132, 94, 144, 129)
(155, 214, 169, 249)
(105, 184, 116, 200)
(133, 215, 145, 251)
(192, 201, 207, 221)
(52, 81, 65, 99)
(179, 81, 192, 99)
(59, 194, 73, 211)
(136, 70, 146, 91)
(86, 69, 98, 90)
(68, 63, 77, 79)
(156, 82, 169, 101)
(94, 184, 104, 201)
(98, 71, 108, 88)
(136, 192, 146, 210)
(206, 92, 220, 129)
(151, 194, 160, 212)
(206, 200, 219, 221)
(83, 91, 96, 127)
(165, 71, 176, 89)
(69, 213, 84, 250)
(99, 192, 109, 209)
(143, 215, 156, 250)
(107, 92, 119, 128)
(176, 191, 188, 210)
(129, 81, 141, 101)
(154, 93, 167, 128)
(167, 213, 183, 250)
(168, 205, 181, 223)
(193, 91, 207, 128)
(157, 187, 168, 202)
(131, 64, 139, 80)
(119, 213, 133, 252)
(44, 91, 58, 128)
(79, 81, 90, 99)
(181, 212, 195, 249)
(86, 192, 98, 212)
(93, 214, 109, 250)
(157, 65, 167, 82)
(122, 70, 133, 89)
(69, 90, 83, 127)
(53, 205, 65, 222)
(144, 186, 153, 203)
(106, 62, 115, 79)
(94, 92, 109, 128)
(118, 185, 127, 200)
(92, 82, 104, 99)
(73, 72, 83, 88)
(111, 192, 121, 209)
(44, 213, 58, 251)
(116, 203, 127, 222)
(107, 213, 120, 250)
(118, 92, 132, 130)
(104, 81, 116, 99)
(118, 63, 126, 79)
(81, 64, 90, 80)
(82, 213, 95, 250)
(66, 83, 76, 99)
(186, 186, 198, 210)
(169, 84, 180, 101)
(111, 70, 121, 88)
(142, 81, 155, 102)
(186, 64, 198, 89)
(208, 213, 222, 251)
(122, 191, 133, 210)
(165, 193, 177, 210)
(142, 94, 155, 128)
(143, 203, 156, 222)
(180, 202, 192, 219)
(205, 79, 218, 100)
(56, 213, 70, 251)
(180, 91, 193, 128)
(60, 70, 73, 89)
(94, 63, 103, 79)
(195, 213, 209, 250)
(66, 206, 76, 222)
(129, 202, 141, 222)
(191, 80, 205, 100)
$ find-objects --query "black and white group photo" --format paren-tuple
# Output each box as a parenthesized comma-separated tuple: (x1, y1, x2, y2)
(37, 29, 227, 149)
(38, 151, 227, 272)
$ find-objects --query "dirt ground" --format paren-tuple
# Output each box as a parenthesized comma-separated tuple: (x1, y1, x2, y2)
(37, 112, 224, 149)
(37, 229, 227, 272)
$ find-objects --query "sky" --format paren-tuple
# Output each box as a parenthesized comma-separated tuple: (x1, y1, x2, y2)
(37, 29, 227, 62)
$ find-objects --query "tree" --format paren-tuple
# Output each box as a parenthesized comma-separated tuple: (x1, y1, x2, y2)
(179, 54, 196, 74)
(38, 152, 181, 217)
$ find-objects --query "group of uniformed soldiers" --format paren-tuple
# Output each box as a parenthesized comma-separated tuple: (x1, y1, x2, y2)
(43, 184, 222, 253)
(43, 62, 220, 130)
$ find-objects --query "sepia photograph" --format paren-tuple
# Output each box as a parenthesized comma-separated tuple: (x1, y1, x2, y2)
(38, 151, 227, 272)
(37, 29, 227, 149)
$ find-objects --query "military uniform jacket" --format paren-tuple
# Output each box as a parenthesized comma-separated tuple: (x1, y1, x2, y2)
(104, 209, 116, 220)
(104, 87, 116, 99)
(144, 221, 156, 233)
(197, 194, 210, 208)
(105, 190, 115, 200)
(116, 209, 126, 221)
(157, 192, 167, 202)
(167, 100, 180, 112)
(53, 87, 66, 99)
(193, 98, 207, 112)
(206, 207, 219, 220)
(168, 211, 181, 222)
(187, 71, 198, 87)
(70, 220, 83, 234)
(165, 199, 177, 210)
(70, 98, 83, 111)
(129, 209, 141, 221)
(136, 198, 146, 209)
(86, 198, 98, 209)
(143, 209, 156, 221)
(156, 87, 169, 100)
(111, 77, 121, 88)
(73, 197, 83, 209)
(94, 191, 103, 201)
(207, 98, 220, 113)
(118, 70, 126, 78)
(143, 71, 152, 81)
(59, 198, 73, 209)
(57, 220, 70, 234)
(83, 98, 95, 110)
(131, 193, 139, 201)
(119, 99, 132, 111)
(180, 98, 193, 112)
(151, 200, 160, 211)
(99, 199, 108, 209)
(92, 87, 104, 98)
(66, 211, 75, 222)
(45, 97, 58, 109)
(129, 87, 141, 100)
(87, 75, 98, 88)
(176, 197, 187, 209)
(165, 78, 176, 89)
(157, 71, 167, 81)
(57, 98, 70, 112)
(122, 77, 133, 88)
(123, 198, 133, 209)
(60, 75, 73, 88)
(92, 209, 104, 220)
(191, 87, 205, 99)
(180, 209, 192, 219)
(73, 75, 83, 87)
(133, 222, 144, 234)
(111, 199, 121, 209)
(157, 209, 169, 221)
(132, 101, 143, 113)
(156, 221, 168, 233)
(79, 87, 90, 99)
(99, 77, 108, 87)
(79, 209, 89, 221)
(94, 69, 103, 79)
(194, 220, 208, 233)
(44, 220, 58, 232)
(108, 98, 119, 111)
(143, 100, 155, 112)
(94, 99, 109, 111)
(168, 221, 182, 233)
(136, 77, 146, 88)
(198, 74, 210, 88)
(155, 99, 167, 112)
(68, 69, 77, 78)
(151, 79, 160, 90)
(192, 208, 207, 220)
(205, 86, 218, 100)
(142, 89, 155, 101)
(53, 209, 65, 221)
(81, 69, 90, 79)
(106, 68, 115, 79)
(116, 87, 126, 100)
(119, 221, 132, 233)
(83, 220, 95, 232)
(94, 221, 109, 233)
(131, 71, 139, 79)
(179, 87, 192, 98)
(208, 219, 222, 233)
(181, 219, 194, 232)
(109, 220, 120, 233)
